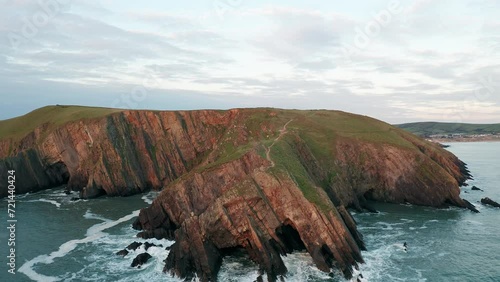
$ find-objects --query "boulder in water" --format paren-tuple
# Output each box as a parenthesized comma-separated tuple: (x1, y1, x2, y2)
(116, 249, 129, 257)
(126, 241, 143, 251)
(144, 242, 162, 250)
(131, 253, 152, 268)
(481, 197, 500, 208)
(471, 186, 483, 191)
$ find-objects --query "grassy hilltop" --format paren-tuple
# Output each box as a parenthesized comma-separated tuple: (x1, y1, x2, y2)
(0, 105, 122, 142)
(0, 105, 414, 148)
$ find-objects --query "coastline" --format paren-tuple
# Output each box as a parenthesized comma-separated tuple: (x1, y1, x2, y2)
(429, 137, 500, 143)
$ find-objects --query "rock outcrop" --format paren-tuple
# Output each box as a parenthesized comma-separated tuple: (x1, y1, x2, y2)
(126, 242, 143, 251)
(145, 242, 161, 250)
(471, 185, 483, 191)
(133, 151, 365, 281)
(116, 249, 129, 257)
(0, 106, 475, 280)
(131, 253, 152, 268)
(481, 197, 500, 208)
(463, 199, 480, 213)
(1, 108, 239, 198)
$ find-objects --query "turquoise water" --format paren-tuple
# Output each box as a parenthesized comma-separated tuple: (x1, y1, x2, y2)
(0, 142, 498, 281)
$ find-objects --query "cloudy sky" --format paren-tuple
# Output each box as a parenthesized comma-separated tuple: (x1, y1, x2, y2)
(0, 0, 499, 123)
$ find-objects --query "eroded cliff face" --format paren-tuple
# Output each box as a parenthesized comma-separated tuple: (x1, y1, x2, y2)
(0, 109, 237, 198)
(0, 107, 473, 280)
(332, 138, 466, 208)
(133, 151, 365, 281)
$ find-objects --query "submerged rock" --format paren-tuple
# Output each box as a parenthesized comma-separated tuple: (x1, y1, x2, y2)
(116, 249, 129, 257)
(131, 253, 152, 268)
(481, 197, 500, 208)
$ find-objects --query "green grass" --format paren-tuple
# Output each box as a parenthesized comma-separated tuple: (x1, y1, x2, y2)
(0, 105, 123, 141)
(270, 137, 333, 212)
(396, 122, 500, 137)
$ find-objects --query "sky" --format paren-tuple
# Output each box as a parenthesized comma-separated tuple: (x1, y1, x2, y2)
(0, 0, 499, 124)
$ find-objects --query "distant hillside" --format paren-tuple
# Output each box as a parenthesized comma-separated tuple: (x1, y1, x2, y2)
(396, 122, 500, 137)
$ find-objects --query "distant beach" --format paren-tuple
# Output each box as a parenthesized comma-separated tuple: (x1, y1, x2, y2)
(429, 135, 500, 143)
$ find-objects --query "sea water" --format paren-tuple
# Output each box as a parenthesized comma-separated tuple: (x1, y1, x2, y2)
(0, 142, 498, 281)
(355, 142, 500, 282)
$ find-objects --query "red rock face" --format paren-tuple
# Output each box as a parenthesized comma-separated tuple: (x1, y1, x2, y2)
(333, 137, 467, 208)
(0, 108, 473, 280)
(0, 110, 236, 197)
(134, 151, 364, 281)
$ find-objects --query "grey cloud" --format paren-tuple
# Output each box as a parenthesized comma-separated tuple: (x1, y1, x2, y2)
(251, 8, 345, 62)
(295, 58, 337, 71)
(390, 83, 441, 91)
(1, 2, 499, 124)
(129, 12, 198, 29)
(412, 64, 457, 79)
(0, 7, 237, 86)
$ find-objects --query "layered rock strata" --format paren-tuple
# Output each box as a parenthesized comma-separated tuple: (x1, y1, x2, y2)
(0, 107, 474, 280)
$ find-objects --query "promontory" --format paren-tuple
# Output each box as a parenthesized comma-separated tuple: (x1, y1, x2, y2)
(0, 105, 473, 281)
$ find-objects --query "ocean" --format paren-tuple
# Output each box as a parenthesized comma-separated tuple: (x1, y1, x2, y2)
(1, 142, 499, 281)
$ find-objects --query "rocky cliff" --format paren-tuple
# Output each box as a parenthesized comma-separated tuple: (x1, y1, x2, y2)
(0, 106, 472, 281)
(0, 106, 239, 198)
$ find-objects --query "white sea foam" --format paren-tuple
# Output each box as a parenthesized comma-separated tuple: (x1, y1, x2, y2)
(58, 223, 180, 282)
(464, 220, 483, 225)
(19, 210, 140, 282)
(26, 198, 62, 208)
(16, 192, 30, 199)
(351, 268, 367, 282)
(281, 252, 333, 281)
(357, 244, 396, 281)
(217, 252, 260, 282)
(218, 251, 337, 282)
(400, 218, 414, 223)
(83, 209, 108, 221)
(141, 191, 160, 204)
